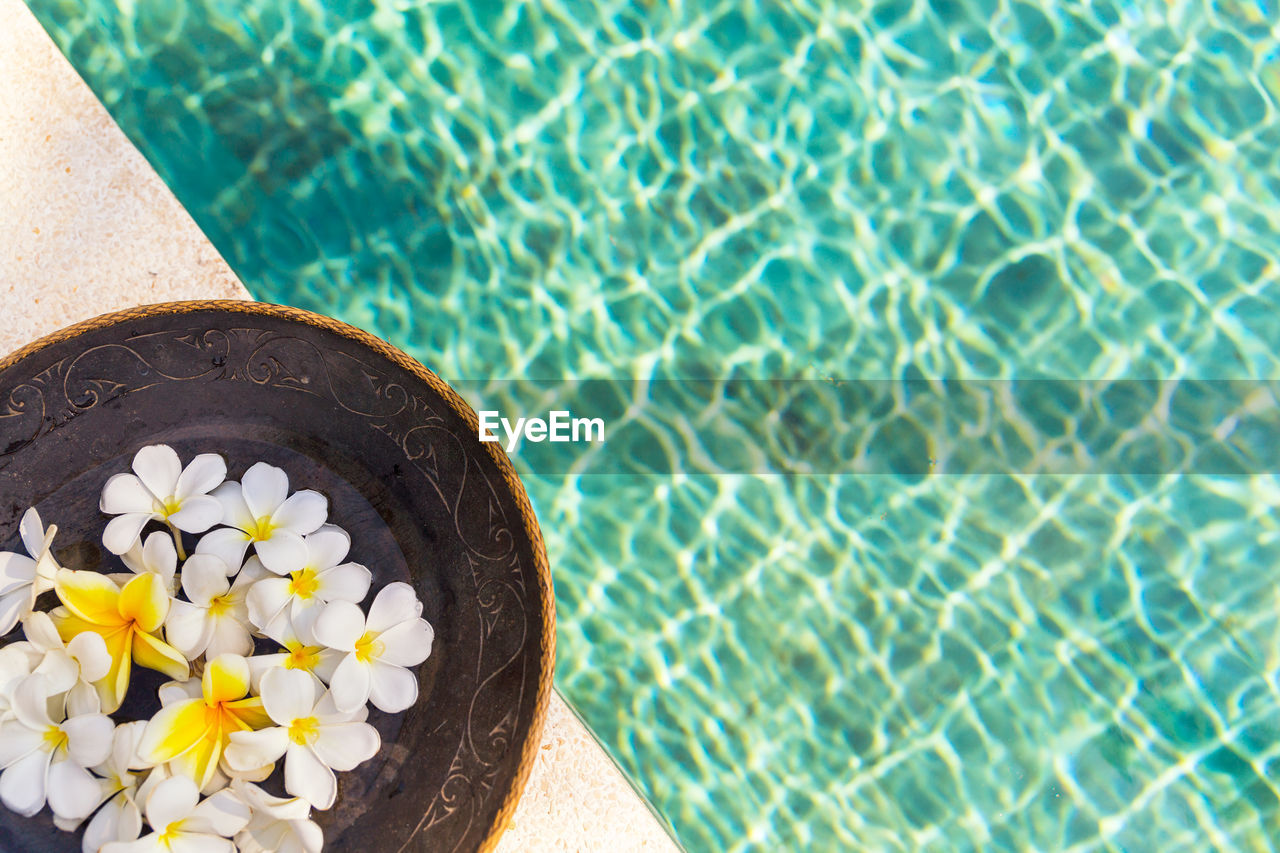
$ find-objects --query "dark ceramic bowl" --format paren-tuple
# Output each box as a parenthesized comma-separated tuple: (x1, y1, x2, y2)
(0, 301, 554, 852)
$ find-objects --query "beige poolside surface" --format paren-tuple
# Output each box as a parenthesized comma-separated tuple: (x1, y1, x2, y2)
(1, 2, 679, 850)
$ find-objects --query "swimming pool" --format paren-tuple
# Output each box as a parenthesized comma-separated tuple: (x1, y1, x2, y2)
(26, 0, 1280, 848)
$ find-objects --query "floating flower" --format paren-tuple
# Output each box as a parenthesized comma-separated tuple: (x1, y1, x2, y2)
(101, 445, 227, 556)
(232, 780, 323, 853)
(312, 582, 434, 713)
(247, 616, 342, 690)
(23, 610, 111, 716)
(225, 667, 379, 810)
(114, 532, 179, 594)
(137, 654, 272, 793)
(197, 462, 328, 576)
(70, 721, 149, 848)
(50, 570, 189, 713)
(246, 525, 371, 639)
(0, 508, 62, 633)
(0, 674, 113, 820)
(100, 774, 249, 853)
(165, 555, 268, 660)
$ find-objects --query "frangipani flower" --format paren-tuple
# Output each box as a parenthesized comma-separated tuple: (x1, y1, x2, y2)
(232, 780, 323, 853)
(114, 532, 179, 594)
(23, 610, 111, 716)
(137, 654, 272, 793)
(71, 721, 149, 848)
(225, 667, 379, 810)
(246, 616, 342, 690)
(246, 526, 371, 639)
(100, 774, 249, 853)
(197, 463, 328, 576)
(101, 446, 227, 555)
(312, 582, 433, 713)
(0, 674, 113, 819)
(165, 555, 268, 660)
(51, 569, 189, 714)
(0, 508, 62, 633)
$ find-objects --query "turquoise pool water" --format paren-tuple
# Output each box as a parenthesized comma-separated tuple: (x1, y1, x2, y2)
(26, 0, 1280, 848)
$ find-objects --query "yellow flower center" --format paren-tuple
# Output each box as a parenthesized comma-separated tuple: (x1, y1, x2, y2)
(288, 716, 320, 746)
(158, 821, 184, 844)
(160, 497, 182, 518)
(42, 725, 68, 753)
(247, 515, 277, 541)
(354, 631, 383, 663)
(284, 642, 322, 671)
(207, 595, 233, 617)
(287, 568, 319, 599)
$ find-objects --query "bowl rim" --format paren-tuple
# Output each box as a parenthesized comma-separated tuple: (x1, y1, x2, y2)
(0, 298, 556, 853)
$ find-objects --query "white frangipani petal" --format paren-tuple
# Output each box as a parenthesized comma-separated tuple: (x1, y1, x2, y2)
(186, 787, 252, 837)
(315, 562, 371, 604)
(0, 721, 44, 767)
(63, 713, 114, 767)
(169, 495, 224, 534)
(193, 528, 251, 576)
(0, 552, 36, 596)
(164, 600, 216, 661)
(0, 592, 28, 636)
(303, 525, 350, 569)
(284, 743, 336, 811)
(103, 513, 152, 557)
(312, 721, 380, 771)
(245, 577, 292, 633)
(368, 661, 419, 714)
(205, 616, 254, 659)
(66, 682, 101, 717)
(328, 654, 372, 714)
(144, 775, 198, 829)
(67, 629, 113, 682)
(132, 445, 183, 502)
(100, 474, 159, 516)
(22, 608, 62, 650)
(254, 530, 308, 576)
(84, 790, 144, 853)
(311, 601, 365, 652)
(261, 668, 316, 725)
(240, 463, 290, 519)
(175, 454, 228, 501)
(366, 582, 423, 633)
(181, 554, 231, 606)
(224, 729, 288, 774)
(158, 678, 203, 706)
(47, 757, 103, 820)
(270, 491, 328, 537)
(121, 532, 178, 588)
(12, 674, 54, 730)
(0, 748, 49, 816)
(18, 508, 47, 559)
(375, 619, 434, 667)
(211, 481, 255, 531)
